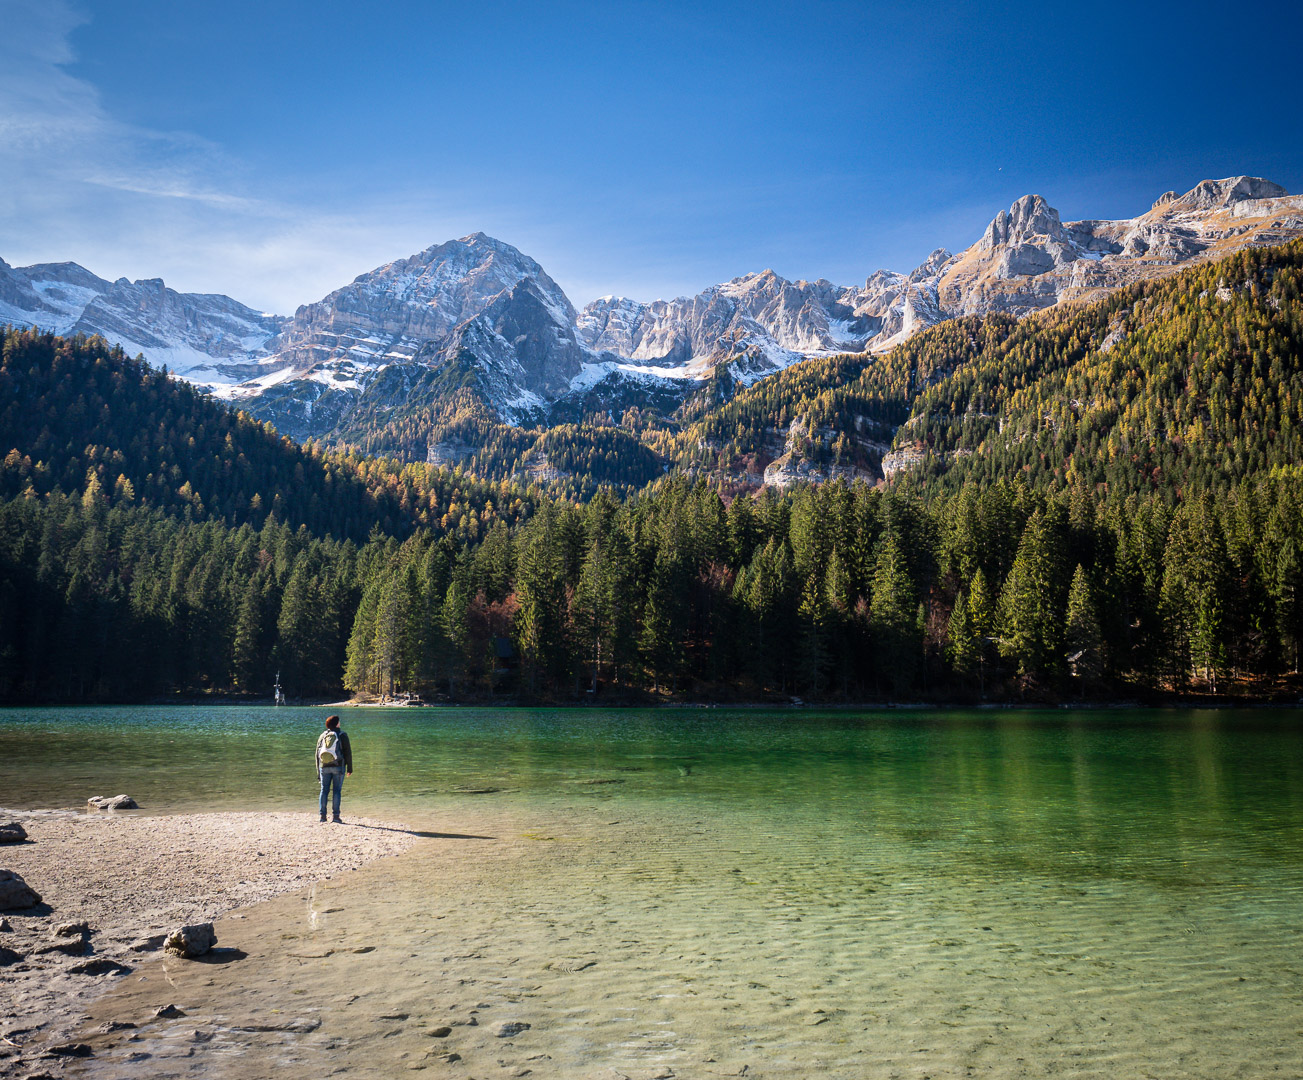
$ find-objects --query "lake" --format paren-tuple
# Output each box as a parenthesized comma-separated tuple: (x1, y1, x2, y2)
(4, 705, 1302, 1077)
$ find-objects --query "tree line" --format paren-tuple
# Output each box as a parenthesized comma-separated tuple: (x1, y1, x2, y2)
(5, 471, 1302, 703)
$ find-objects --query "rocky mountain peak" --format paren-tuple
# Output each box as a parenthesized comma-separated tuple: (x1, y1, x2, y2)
(908, 248, 953, 282)
(20, 261, 111, 292)
(980, 194, 1065, 251)
(14, 171, 1303, 446)
(1170, 176, 1288, 211)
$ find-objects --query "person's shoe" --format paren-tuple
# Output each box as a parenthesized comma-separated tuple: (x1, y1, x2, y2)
(319, 815, 327, 822)
(331, 817, 343, 824)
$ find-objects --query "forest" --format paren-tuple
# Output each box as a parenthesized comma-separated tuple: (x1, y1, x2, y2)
(3, 240, 1303, 704)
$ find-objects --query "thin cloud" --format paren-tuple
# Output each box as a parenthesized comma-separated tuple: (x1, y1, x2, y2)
(0, 1, 351, 308)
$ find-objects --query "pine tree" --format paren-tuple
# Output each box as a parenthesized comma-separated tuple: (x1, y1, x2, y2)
(514, 506, 568, 694)
(869, 530, 921, 694)
(1064, 564, 1104, 687)
(947, 589, 978, 679)
(344, 576, 382, 696)
(1160, 497, 1228, 691)
(232, 577, 264, 691)
(1275, 537, 1303, 674)
(996, 509, 1069, 679)
(276, 552, 325, 696)
(574, 535, 619, 693)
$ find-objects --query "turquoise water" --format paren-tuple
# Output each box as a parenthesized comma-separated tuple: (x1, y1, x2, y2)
(5, 705, 1303, 894)
(4, 706, 1302, 869)
(6, 706, 1303, 1077)
(4, 707, 1303, 875)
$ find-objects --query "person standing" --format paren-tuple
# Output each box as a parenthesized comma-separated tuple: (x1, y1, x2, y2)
(316, 714, 353, 823)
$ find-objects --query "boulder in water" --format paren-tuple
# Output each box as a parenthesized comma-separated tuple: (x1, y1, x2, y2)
(87, 795, 138, 811)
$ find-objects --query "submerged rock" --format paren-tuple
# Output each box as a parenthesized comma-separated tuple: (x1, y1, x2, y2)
(164, 923, 216, 958)
(0, 870, 41, 910)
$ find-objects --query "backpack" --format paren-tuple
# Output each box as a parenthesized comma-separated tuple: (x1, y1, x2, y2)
(317, 729, 343, 767)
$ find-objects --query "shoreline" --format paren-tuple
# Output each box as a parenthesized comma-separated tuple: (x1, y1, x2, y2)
(0, 808, 418, 1073)
(3, 696, 1300, 711)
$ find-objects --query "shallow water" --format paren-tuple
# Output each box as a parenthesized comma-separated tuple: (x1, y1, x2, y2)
(5, 706, 1303, 1077)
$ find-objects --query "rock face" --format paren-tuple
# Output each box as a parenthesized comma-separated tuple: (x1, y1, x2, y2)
(0, 822, 27, 844)
(927, 176, 1303, 327)
(87, 795, 138, 811)
(164, 922, 217, 958)
(577, 269, 879, 383)
(227, 233, 594, 427)
(761, 417, 882, 489)
(0, 869, 41, 910)
(0, 260, 284, 388)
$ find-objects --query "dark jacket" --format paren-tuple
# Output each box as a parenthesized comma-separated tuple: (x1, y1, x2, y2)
(317, 729, 353, 772)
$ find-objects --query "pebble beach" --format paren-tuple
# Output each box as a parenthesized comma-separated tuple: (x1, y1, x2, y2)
(0, 808, 416, 1075)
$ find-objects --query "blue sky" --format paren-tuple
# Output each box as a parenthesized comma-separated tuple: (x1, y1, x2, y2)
(2, 0, 1301, 313)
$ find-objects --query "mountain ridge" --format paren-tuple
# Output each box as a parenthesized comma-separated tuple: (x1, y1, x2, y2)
(4, 176, 1301, 447)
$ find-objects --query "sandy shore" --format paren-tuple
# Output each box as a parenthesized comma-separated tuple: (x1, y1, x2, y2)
(0, 809, 416, 1074)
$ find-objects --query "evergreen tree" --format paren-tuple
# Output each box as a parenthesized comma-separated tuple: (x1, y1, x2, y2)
(947, 589, 978, 680)
(513, 505, 569, 694)
(869, 530, 921, 694)
(232, 577, 264, 691)
(1161, 497, 1229, 691)
(574, 535, 620, 692)
(996, 509, 1069, 679)
(1274, 537, 1303, 674)
(1064, 563, 1104, 687)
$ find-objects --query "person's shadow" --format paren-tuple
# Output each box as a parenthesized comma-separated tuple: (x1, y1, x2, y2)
(343, 823, 495, 840)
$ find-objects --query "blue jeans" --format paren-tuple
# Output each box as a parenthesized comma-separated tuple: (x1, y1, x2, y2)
(319, 766, 344, 819)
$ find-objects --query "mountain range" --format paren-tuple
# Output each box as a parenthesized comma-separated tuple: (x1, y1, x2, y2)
(3, 175, 1301, 447)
